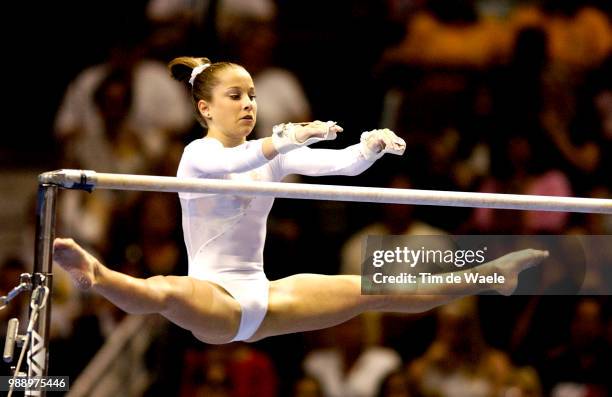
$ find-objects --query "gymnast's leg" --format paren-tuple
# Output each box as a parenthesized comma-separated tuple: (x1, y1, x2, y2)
(52, 238, 241, 344)
(247, 249, 548, 342)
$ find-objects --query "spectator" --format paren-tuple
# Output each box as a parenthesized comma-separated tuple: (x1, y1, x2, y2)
(382, 0, 512, 69)
(406, 297, 513, 397)
(108, 192, 185, 278)
(541, 298, 611, 397)
(304, 315, 402, 397)
(55, 48, 192, 172)
(543, 55, 612, 195)
(510, 0, 612, 71)
(145, 0, 222, 60)
(54, 45, 193, 253)
(471, 27, 572, 234)
(340, 174, 448, 276)
(180, 343, 278, 397)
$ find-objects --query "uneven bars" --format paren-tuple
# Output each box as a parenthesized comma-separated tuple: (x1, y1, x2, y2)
(39, 169, 612, 214)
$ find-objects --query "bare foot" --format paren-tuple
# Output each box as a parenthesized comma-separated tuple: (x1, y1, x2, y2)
(53, 238, 100, 290)
(487, 249, 549, 296)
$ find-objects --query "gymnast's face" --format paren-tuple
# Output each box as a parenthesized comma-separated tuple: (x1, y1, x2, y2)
(199, 66, 257, 146)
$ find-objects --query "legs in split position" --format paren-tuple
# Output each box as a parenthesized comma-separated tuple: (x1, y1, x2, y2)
(53, 238, 241, 344)
(53, 238, 547, 343)
(247, 248, 547, 341)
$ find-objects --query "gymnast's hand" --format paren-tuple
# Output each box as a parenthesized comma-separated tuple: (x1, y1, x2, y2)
(272, 120, 342, 153)
(359, 128, 406, 161)
(294, 120, 343, 143)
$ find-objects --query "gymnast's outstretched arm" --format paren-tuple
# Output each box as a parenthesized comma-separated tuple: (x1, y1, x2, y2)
(181, 121, 344, 177)
(274, 145, 373, 177)
(181, 138, 271, 177)
(274, 128, 406, 178)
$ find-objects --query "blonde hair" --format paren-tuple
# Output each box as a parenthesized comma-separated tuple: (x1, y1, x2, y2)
(167, 56, 241, 128)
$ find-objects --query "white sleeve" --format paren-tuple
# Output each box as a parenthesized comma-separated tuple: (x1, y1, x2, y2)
(181, 138, 269, 177)
(274, 144, 376, 178)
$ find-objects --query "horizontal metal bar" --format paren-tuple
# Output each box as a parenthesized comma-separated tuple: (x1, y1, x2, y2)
(39, 169, 612, 214)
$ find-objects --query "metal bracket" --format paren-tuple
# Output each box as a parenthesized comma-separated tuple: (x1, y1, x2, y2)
(0, 273, 33, 311)
(2, 273, 49, 364)
(38, 169, 97, 192)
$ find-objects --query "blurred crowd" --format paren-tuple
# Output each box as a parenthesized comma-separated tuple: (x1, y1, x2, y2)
(1, 0, 611, 396)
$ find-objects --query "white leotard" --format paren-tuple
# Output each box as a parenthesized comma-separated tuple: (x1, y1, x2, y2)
(177, 137, 376, 341)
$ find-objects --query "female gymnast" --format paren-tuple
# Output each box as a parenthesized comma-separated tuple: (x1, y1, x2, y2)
(53, 57, 549, 344)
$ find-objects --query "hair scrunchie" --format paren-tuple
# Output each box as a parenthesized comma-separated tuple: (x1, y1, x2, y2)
(189, 63, 211, 86)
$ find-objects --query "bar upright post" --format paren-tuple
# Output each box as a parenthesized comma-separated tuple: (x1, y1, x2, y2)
(28, 184, 57, 396)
